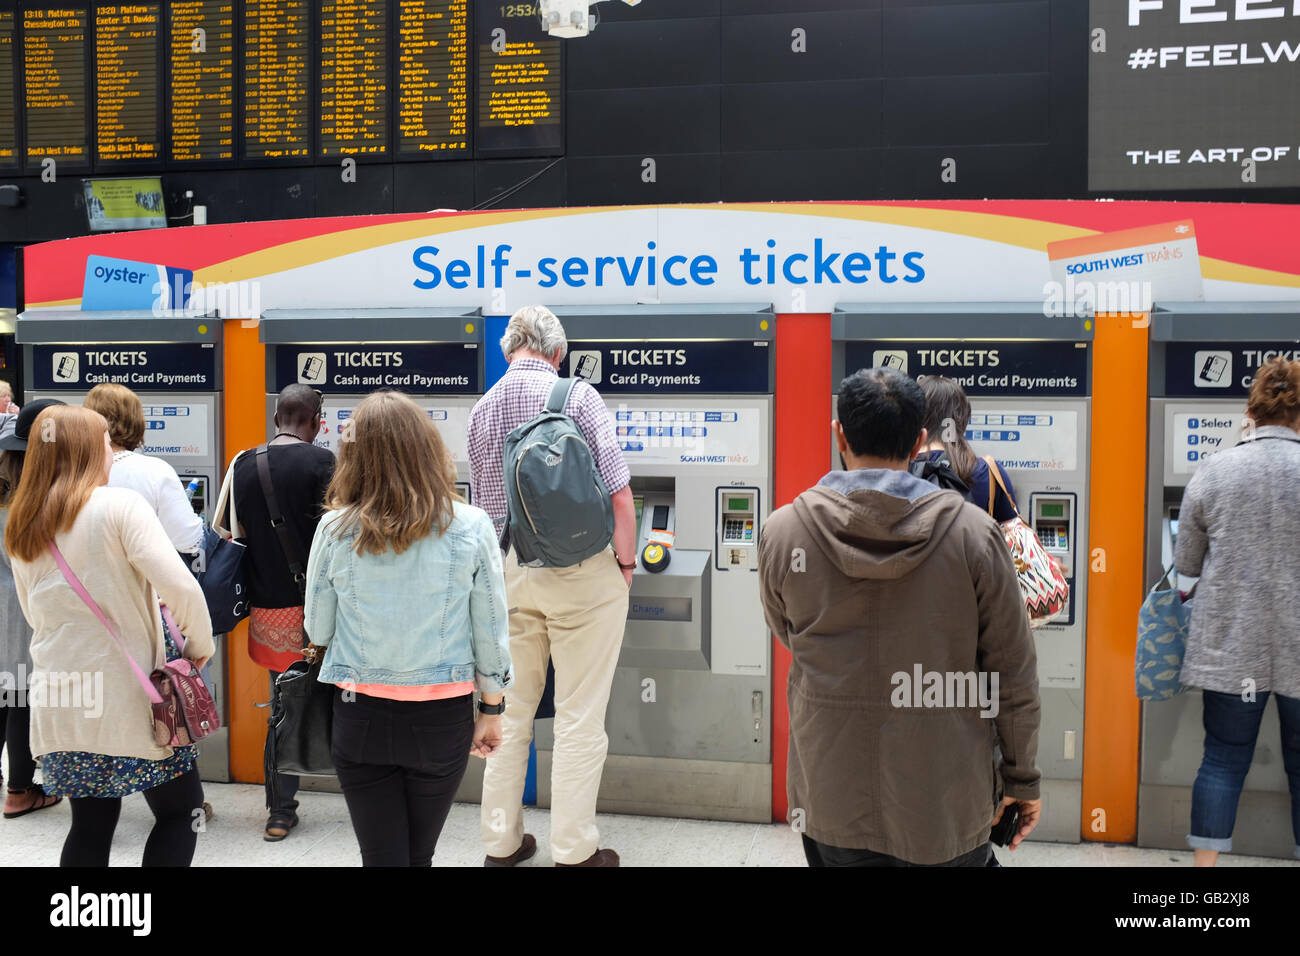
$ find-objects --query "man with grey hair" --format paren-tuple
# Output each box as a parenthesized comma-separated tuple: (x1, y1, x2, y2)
(468, 304, 636, 867)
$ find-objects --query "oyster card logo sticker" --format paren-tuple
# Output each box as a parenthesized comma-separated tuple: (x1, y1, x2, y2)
(81, 255, 193, 311)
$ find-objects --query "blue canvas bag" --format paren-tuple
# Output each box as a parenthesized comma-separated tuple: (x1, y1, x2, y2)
(1135, 567, 1195, 702)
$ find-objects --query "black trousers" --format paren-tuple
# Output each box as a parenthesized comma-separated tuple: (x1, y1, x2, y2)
(61, 767, 205, 867)
(803, 834, 992, 868)
(265, 669, 301, 812)
(0, 701, 36, 790)
(331, 688, 474, 867)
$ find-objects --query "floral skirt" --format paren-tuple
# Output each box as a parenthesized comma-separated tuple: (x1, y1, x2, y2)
(38, 624, 197, 799)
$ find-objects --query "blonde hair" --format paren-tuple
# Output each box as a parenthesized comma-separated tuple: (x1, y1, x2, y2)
(4, 406, 109, 561)
(84, 382, 146, 449)
(324, 391, 461, 555)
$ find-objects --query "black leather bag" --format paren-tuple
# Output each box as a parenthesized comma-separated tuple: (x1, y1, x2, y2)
(265, 654, 336, 781)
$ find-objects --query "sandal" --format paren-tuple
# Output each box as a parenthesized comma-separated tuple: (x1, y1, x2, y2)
(4, 784, 62, 819)
(263, 803, 299, 842)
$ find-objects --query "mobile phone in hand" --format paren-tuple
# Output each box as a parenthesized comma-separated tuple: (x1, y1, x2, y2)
(990, 804, 1021, 847)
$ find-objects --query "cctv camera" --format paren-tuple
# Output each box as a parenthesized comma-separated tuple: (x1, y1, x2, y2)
(538, 0, 642, 39)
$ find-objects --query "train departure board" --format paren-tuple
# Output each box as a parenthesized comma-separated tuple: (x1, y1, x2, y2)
(244, 0, 310, 160)
(475, 1, 562, 154)
(319, 0, 388, 157)
(24, 5, 89, 166)
(95, 3, 162, 163)
(397, 0, 469, 156)
(169, 0, 234, 162)
(0, 11, 15, 166)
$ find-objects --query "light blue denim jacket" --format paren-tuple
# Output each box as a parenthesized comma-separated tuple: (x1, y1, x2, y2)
(304, 501, 512, 693)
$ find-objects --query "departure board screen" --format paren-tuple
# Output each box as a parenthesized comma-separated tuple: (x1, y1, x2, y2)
(169, 0, 234, 162)
(244, 0, 310, 160)
(24, 5, 89, 166)
(95, 3, 161, 164)
(396, 0, 469, 156)
(475, 1, 562, 154)
(319, 0, 388, 157)
(0, 11, 15, 166)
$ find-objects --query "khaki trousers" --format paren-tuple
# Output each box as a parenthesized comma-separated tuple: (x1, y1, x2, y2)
(480, 547, 629, 864)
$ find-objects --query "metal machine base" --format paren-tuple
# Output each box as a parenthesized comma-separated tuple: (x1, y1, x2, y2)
(1139, 784, 1297, 860)
(1030, 778, 1082, 844)
(454, 751, 771, 823)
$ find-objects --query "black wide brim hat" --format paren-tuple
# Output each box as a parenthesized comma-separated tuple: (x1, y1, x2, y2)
(0, 398, 67, 451)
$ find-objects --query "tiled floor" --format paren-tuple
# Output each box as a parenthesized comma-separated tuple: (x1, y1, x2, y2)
(2, 782, 1297, 867)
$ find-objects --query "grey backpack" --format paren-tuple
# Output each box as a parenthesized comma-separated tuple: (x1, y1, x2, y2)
(501, 378, 614, 567)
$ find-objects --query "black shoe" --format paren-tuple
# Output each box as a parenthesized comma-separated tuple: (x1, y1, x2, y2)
(264, 800, 300, 842)
(484, 833, 537, 867)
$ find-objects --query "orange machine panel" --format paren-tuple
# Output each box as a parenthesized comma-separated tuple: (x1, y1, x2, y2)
(1081, 313, 1149, 842)
(223, 320, 270, 784)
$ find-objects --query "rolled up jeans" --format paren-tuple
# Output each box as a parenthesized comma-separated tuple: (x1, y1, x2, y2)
(1188, 689, 1300, 860)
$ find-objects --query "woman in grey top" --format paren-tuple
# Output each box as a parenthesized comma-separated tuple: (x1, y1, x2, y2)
(1175, 357, 1300, 866)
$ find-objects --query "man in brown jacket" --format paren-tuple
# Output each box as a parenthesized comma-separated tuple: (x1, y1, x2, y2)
(758, 367, 1042, 866)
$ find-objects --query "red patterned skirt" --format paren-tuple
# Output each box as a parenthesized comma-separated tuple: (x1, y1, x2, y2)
(248, 605, 306, 673)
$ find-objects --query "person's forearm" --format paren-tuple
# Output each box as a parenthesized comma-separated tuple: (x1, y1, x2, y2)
(611, 484, 637, 565)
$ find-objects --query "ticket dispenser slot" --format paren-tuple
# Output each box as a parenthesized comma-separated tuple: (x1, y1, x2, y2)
(623, 477, 711, 670)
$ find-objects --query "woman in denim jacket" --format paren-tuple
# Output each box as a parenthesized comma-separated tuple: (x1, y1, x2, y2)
(304, 390, 512, 867)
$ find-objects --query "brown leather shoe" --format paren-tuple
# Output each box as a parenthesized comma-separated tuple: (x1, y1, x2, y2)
(556, 848, 620, 867)
(484, 833, 537, 867)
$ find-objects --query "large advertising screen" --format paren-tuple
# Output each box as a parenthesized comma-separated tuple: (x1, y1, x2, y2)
(1089, 0, 1300, 190)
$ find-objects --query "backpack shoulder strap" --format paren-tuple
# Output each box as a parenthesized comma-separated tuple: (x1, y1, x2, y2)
(983, 455, 1021, 519)
(545, 377, 577, 414)
(255, 444, 308, 602)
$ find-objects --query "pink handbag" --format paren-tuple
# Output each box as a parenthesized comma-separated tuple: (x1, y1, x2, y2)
(49, 543, 220, 747)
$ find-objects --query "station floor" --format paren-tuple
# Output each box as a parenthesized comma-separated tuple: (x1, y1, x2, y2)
(1, 782, 1296, 867)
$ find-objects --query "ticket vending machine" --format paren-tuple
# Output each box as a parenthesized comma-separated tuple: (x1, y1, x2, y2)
(832, 303, 1093, 843)
(259, 309, 483, 494)
(1139, 302, 1300, 858)
(15, 311, 230, 781)
(518, 304, 775, 822)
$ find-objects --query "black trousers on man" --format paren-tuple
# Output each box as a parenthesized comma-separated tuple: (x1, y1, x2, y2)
(332, 689, 474, 867)
(803, 834, 992, 867)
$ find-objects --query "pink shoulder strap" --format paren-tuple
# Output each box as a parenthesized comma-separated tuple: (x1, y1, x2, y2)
(47, 541, 183, 705)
